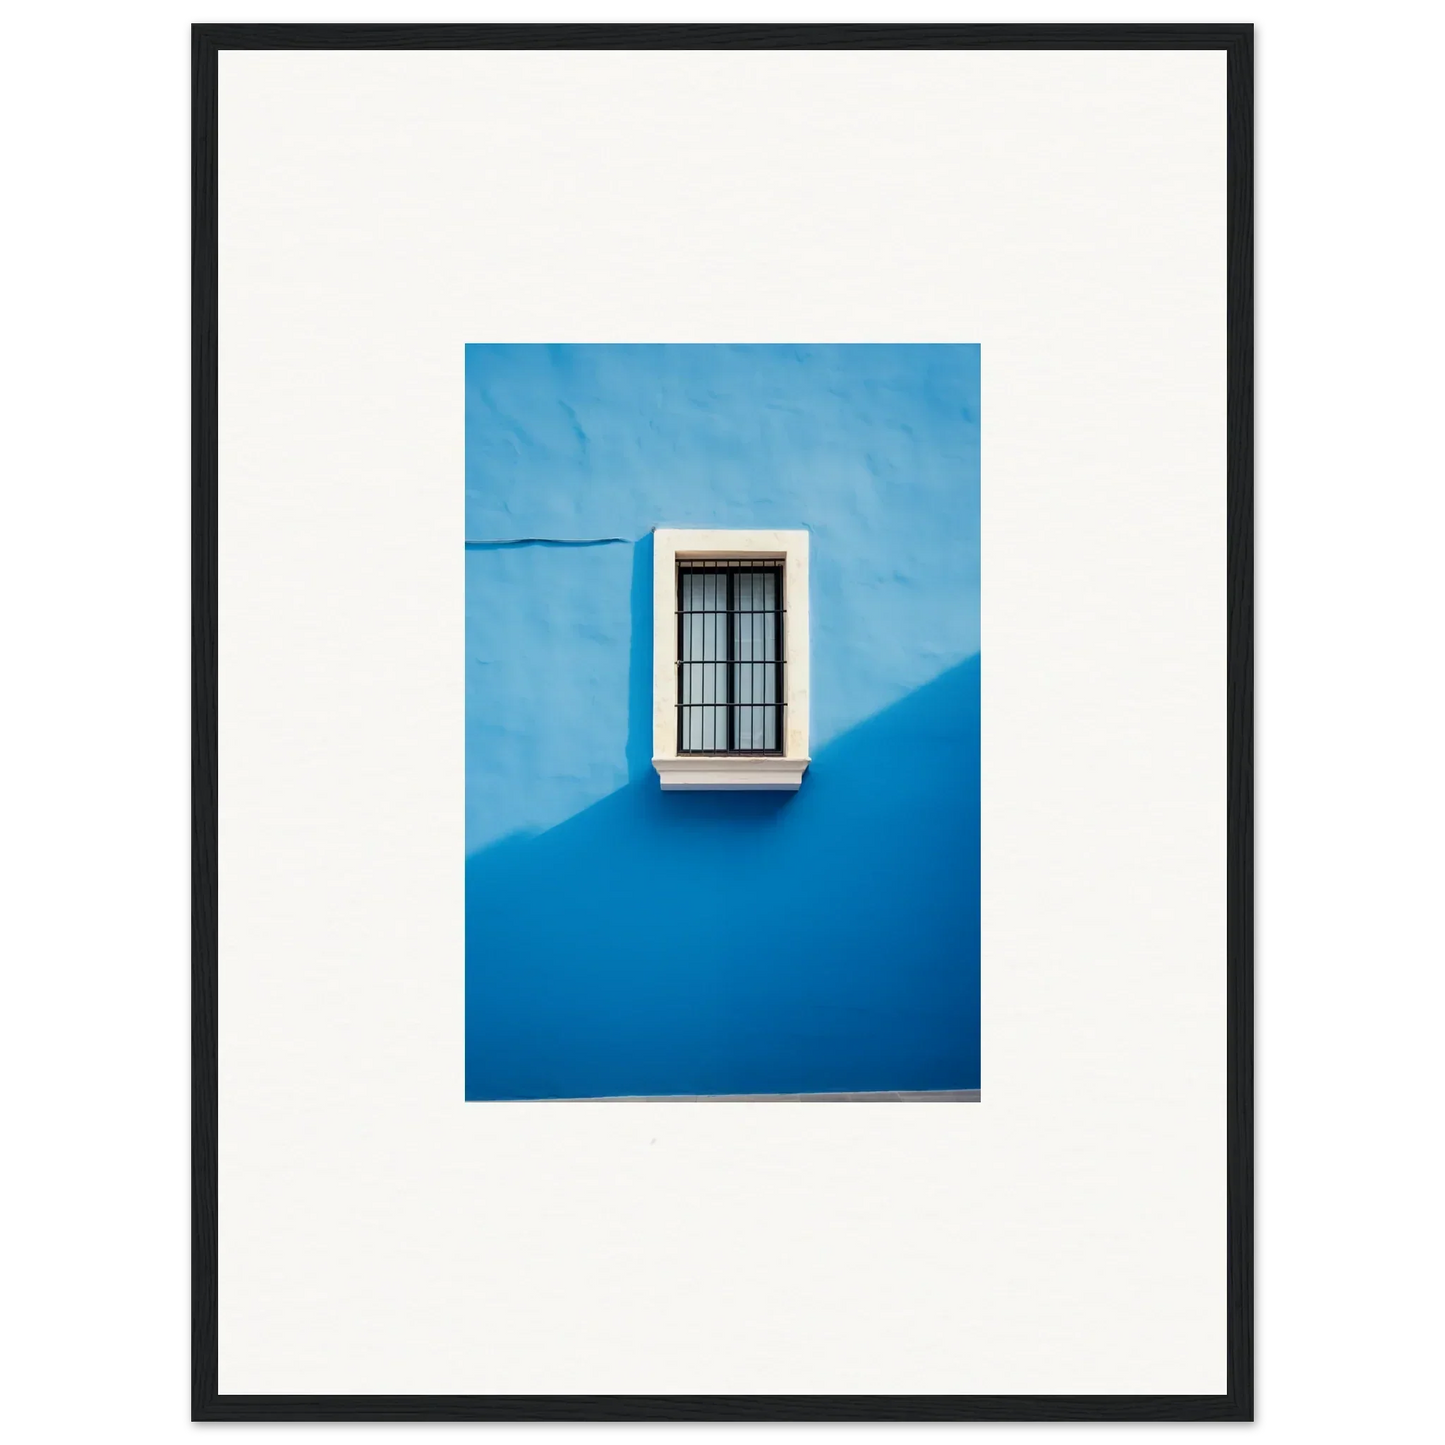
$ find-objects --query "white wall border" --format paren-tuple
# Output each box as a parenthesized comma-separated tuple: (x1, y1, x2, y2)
(652, 527, 810, 789)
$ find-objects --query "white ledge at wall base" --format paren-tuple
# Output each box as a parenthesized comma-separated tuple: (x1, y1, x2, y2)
(652, 756, 810, 791)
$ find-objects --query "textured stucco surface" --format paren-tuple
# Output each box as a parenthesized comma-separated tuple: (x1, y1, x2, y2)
(466, 344, 979, 842)
(465, 344, 980, 1098)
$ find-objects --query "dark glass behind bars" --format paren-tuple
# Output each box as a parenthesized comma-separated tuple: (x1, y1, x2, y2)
(677, 560, 783, 754)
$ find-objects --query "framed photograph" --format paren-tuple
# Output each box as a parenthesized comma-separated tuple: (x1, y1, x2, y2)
(194, 23, 1251, 1421)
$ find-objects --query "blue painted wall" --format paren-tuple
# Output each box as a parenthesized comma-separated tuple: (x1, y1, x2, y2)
(466, 344, 980, 1098)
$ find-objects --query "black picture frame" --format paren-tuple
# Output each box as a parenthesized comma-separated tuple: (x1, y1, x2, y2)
(193, 22, 1252, 1423)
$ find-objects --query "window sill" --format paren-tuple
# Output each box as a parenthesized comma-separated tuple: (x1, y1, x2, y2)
(652, 756, 810, 792)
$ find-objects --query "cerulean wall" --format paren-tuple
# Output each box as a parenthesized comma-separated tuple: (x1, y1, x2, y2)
(466, 344, 979, 1098)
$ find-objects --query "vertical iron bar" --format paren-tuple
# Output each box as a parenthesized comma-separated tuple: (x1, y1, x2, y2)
(758, 572, 764, 751)
(775, 562, 784, 753)
(676, 564, 684, 754)
(725, 567, 735, 751)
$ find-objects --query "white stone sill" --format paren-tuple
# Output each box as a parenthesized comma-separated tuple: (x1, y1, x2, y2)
(653, 756, 810, 791)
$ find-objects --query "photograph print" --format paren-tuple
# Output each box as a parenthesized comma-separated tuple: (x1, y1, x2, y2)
(465, 344, 980, 1101)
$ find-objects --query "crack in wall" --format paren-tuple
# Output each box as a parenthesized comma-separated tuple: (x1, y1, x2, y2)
(465, 538, 629, 550)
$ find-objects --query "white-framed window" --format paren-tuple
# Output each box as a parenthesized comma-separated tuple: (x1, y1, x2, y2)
(652, 528, 810, 790)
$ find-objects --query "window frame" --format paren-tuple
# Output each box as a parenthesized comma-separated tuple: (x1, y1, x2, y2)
(652, 528, 810, 790)
(676, 559, 785, 757)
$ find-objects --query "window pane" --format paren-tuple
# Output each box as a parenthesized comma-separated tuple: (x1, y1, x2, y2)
(679, 564, 782, 754)
(680, 570, 727, 751)
(733, 571, 777, 751)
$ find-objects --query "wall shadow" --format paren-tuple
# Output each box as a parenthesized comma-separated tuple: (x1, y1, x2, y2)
(466, 655, 981, 1100)
(625, 532, 654, 782)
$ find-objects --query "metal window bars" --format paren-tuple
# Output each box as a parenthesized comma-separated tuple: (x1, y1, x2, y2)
(677, 558, 785, 755)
